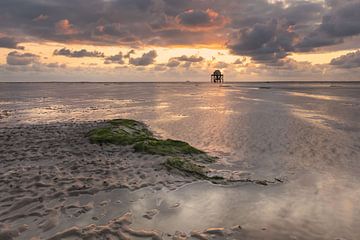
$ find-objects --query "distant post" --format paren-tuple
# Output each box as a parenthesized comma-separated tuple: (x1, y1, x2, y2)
(211, 70, 224, 83)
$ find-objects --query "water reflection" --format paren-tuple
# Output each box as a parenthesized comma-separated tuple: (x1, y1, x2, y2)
(288, 91, 345, 101)
(128, 170, 360, 240)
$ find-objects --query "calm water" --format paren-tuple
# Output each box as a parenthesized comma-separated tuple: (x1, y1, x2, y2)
(1, 82, 360, 239)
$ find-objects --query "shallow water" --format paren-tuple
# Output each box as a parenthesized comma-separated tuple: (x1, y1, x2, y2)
(1, 82, 360, 239)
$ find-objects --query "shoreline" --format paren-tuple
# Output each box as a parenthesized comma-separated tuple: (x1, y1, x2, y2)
(0, 119, 284, 239)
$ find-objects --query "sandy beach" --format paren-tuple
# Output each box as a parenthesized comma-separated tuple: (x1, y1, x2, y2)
(1, 82, 360, 239)
(0, 120, 196, 239)
(0, 119, 281, 239)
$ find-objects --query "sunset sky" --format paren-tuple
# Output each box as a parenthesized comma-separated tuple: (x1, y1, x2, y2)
(0, 0, 359, 82)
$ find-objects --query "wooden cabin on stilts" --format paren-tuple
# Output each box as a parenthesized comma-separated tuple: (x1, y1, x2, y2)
(211, 70, 224, 83)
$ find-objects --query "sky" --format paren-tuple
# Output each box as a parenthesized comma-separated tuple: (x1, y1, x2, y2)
(0, 0, 359, 82)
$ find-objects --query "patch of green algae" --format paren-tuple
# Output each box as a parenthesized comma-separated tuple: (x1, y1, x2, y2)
(164, 157, 225, 181)
(164, 157, 206, 176)
(134, 139, 204, 155)
(88, 119, 216, 178)
(88, 119, 153, 145)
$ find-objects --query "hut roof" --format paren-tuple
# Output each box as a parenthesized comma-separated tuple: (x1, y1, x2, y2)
(213, 70, 222, 76)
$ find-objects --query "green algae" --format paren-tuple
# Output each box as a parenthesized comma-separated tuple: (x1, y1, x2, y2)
(165, 157, 206, 177)
(88, 119, 216, 178)
(88, 119, 209, 157)
(164, 157, 225, 181)
(134, 139, 204, 156)
(87, 119, 153, 145)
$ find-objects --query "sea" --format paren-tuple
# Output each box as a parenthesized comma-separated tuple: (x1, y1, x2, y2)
(1, 82, 360, 239)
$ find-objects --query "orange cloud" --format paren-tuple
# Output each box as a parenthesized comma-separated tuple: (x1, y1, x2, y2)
(55, 19, 78, 35)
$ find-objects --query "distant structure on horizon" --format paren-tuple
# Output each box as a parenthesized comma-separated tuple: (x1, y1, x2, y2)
(211, 70, 224, 83)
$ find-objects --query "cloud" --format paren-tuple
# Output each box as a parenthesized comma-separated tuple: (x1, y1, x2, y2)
(6, 51, 39, 65)
(296, 0, 360, 50)
(154, 64, 167, 71)
(233, 58, 245, 65)
(55, 19, 78, 35)
(228, 19, 298, 64)
(0, 0, 359, 73)
(33, 14, 49, 22)
(0, 37, 24, 50)
(330, 50, 360, 68)
(296, 31, 341, 51)
(173, 55, 204, 62)
(124, 49, 135, 59)
(166, 59, 180, 68)
(53, 48, 104, 58)
(46, 62, 67, 68)
(0, 0, 231, 47)
(104, 52, 124, 64)
(0, 0, 323, 49)
(175, 9, 228, 30)
(320, 1, 360, 38)
(129, 50, 157, 66)
(213, 61, 229, 69)
(165, 54, 204, 68)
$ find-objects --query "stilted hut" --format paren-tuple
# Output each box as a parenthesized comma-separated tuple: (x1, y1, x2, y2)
(211, 70, 224, 83)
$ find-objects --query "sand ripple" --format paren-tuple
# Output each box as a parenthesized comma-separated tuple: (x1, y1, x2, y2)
(0, 121, 195, 239)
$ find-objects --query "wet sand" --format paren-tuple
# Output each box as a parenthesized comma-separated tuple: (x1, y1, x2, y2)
(0, 121, 194, 239)
(1, 82, 360, 239)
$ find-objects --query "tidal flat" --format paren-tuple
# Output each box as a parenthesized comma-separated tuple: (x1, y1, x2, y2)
(0, 82, 360, 239)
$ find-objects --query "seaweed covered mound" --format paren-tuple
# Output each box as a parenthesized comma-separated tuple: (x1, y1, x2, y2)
(88, 119, 153, 145)
(88, 119, 212, 158)
(88, 119, 216, 178)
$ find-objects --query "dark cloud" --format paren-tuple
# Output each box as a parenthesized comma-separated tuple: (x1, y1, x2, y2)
(296, 31, 341, 51)
(104, 52, 124, 64)
(7, 51, 39, 65)
(0, 0, 268, 47)
(228, 19, 298, 64)
(0, 37, 24, 50)
(320, 1, 360, 38)
(53, 48, 104, 58)
(124, 49, 135, 59)
(226, 0, 359, 64)
(32, 14, 48, 22)
(129, 50, 157, 66)
(330, 50, 360, 68)
(0, 0, 359, 66)
(296, 0, 360, 50)
(175, 9, 227, 29)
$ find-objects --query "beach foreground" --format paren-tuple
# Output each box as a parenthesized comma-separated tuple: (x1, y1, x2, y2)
(1, 82, 360, 239)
